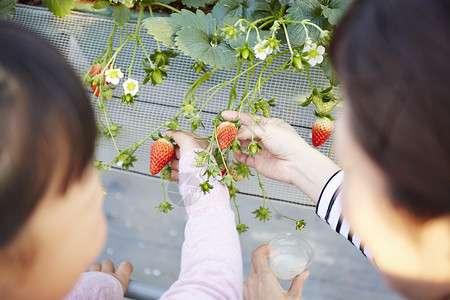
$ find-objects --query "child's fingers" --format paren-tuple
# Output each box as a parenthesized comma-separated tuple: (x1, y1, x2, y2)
(171, 158, 179, 171)
(88, 262, 101, 272)
(171, 170, 179, 182)
(116, 261, 133, 279)
(101, 260, 115, 273)
(174, 147, 181, 160)
(115, 261, 134, 294)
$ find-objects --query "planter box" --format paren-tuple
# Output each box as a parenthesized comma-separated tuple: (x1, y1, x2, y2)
(12, 4, 339, 208)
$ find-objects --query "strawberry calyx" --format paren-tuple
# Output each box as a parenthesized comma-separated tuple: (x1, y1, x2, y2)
(151, 132, 174, 143)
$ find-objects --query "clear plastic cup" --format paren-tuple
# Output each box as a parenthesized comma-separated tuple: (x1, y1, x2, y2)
(269, 233, 314, 281)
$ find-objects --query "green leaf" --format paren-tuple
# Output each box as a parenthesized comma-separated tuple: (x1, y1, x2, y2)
(143, 17, 180, 47)
(212, 0, 272, 24)
(285, 0, 330, 46)
(182, 0, 217, 8)
(171, 9, 217, 36)
(92, 1, 110, 9)
(143, 10, 216, 47)
(320, 0, 351, 25)
(176, 26, 237, 69)
(113, 4, 131, 27)
(42, 0, 74, 18)
(0, 0, 15, 21)
(320, 55, 340, 86)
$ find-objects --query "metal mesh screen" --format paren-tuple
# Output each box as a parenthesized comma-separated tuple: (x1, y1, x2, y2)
(12, 4, 340, 207)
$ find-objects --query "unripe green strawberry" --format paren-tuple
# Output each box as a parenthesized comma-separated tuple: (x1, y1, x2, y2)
(293, 56, 303, 70)
(318, 101, 336, 115)
(151, 69, 163, 85)
(241, 48, 250, 60)
(216, 122, 238, 150)
(312, 117, 333, 147)
(194, 151, 208, 167)
(262, 106, 270, 118)
(229, 165, 243, 182)
(194, 64, 203, 73)
(150, 138, 174, 175)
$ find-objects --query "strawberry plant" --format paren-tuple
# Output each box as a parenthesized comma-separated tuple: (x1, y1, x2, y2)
(8, 0, 352, 233)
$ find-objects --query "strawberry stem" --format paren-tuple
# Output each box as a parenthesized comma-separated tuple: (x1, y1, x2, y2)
(160, 174, 167, 203)
(305, 67, 314, 90)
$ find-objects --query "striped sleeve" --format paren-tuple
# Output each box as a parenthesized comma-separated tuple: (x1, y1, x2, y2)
(316, 170, 372, 259)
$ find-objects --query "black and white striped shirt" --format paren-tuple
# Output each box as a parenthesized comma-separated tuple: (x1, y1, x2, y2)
(316, 170, 372, 259)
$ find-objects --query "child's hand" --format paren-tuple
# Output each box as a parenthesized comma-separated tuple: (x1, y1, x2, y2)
(88, 260, 133, 295)
(165, 130, 209, 182)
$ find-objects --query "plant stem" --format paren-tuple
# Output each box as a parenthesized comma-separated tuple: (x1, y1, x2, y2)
(228, 62, 242, 110)
(100, 122, 166, 176)
(151, 2, 181, 13)
(233, 196, 242, 224)
(267, 198, 298, 223)
(148, 5, 161, 52)
(127, 3, 147, 77)
(282, 22, 294, 55)
(256, 172, 266, 209)
(160, 174, 167, 202)
(251, 15, 276, 26)
(305, 67, 314, 89)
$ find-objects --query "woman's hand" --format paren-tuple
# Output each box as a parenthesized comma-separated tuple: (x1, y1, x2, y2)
(244, 245, 310, 300)
(222, 111, 310, 185)
(165, 130, 209, 182)
(88, 260, 133, 295)
(222, 111, 340, 203)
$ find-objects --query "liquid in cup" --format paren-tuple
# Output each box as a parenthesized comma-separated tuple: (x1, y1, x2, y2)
(269, 233, 314, 281)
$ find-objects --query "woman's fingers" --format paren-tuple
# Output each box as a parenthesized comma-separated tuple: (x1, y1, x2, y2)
(235, 150, 256, 168)
(221, 111, 267, 126)
(251, 244, 273, 275)
(288, 271, 310, 299)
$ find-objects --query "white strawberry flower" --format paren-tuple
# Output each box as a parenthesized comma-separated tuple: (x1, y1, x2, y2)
(117, 160, 124, 167)
(104, 68, 124, 85)
(253, 40, 273, 60)
(123, 78, 139, 96)
(303, 42, 325, 67)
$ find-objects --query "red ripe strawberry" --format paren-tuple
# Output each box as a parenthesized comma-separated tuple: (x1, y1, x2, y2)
(312, 117, 334, 147)
(221, 164, 227, 176)
(89, 63, 109, 97)
(216, 122, 237, 150)
(150, 138, 174, 175)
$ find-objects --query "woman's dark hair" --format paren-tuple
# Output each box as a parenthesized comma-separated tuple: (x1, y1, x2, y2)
(0, 23, 97, 246)
(330, 0, 450, 220)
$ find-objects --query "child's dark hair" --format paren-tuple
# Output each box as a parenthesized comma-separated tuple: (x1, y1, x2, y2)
(0, 23, 97, 246)
(330, 0, 450, 219)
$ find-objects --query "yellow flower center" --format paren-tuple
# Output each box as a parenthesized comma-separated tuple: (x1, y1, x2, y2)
(127, 82, 136, 91)
(110, 70, 118, 78)
(310, 49, 319, 58)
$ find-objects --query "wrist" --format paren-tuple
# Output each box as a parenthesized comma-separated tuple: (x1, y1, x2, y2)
(291, 148, 340, 204)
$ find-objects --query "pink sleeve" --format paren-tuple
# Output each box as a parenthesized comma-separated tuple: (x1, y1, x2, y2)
(62, 272, 123, 300)
(160, 149, 243, 300)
